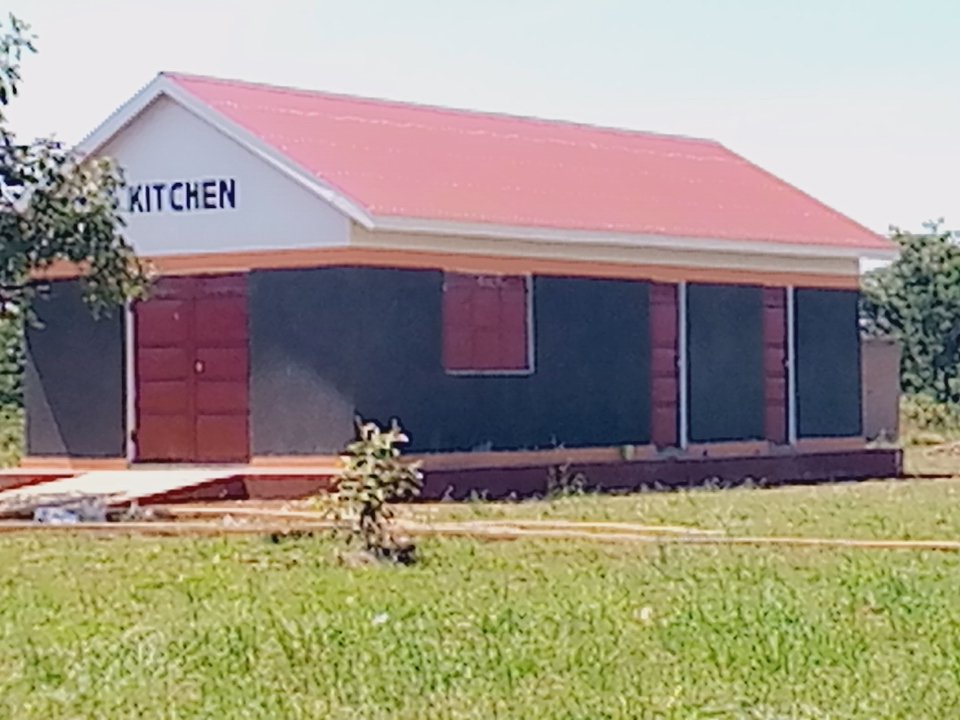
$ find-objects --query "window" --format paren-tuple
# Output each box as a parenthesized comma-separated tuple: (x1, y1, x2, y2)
(442, 273, 532, 374)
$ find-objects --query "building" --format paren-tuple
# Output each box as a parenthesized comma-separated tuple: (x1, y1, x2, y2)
(21, 73, 901, 496)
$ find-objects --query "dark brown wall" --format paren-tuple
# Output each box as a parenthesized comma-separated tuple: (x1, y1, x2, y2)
(422, 449, 901, 500)
(24, 282, 126, 457)
(649, 282, 679, 448)
(763, 287, 788, 444)
(248, 268, 652, 454)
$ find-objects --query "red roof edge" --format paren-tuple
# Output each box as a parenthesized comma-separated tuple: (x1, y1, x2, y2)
(718, 143, 891, 250)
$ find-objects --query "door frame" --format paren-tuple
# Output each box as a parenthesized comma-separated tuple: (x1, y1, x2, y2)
(124, 299, 136, 464)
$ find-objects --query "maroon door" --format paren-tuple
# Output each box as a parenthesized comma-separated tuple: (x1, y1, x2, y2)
(134, 274, 250, 463)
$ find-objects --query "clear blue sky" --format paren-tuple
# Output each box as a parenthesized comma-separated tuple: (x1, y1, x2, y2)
(6, 0, 958, 234)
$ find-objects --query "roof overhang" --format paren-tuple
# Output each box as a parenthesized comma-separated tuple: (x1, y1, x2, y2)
(372, 215, 900, 263)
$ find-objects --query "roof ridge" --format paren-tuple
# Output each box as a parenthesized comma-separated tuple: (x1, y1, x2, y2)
(162, 71, 722, 147)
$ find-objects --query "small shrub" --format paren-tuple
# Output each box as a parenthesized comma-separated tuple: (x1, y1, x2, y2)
(329, 418, 423, 563)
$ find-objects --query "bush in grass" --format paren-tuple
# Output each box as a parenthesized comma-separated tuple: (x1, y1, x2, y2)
(329, 419, 423, 564)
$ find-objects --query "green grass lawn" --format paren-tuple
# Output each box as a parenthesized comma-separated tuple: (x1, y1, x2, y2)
(5, 480, 960, 719)
(2, 399, 960, 718)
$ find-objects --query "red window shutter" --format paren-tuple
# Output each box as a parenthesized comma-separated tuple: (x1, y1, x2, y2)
(442, 273, 530, 372)
(498, 278, 528, 370)
(472, 328, 503, 369)
(442, 275, 475, 371)
(472, 283, 501, 329)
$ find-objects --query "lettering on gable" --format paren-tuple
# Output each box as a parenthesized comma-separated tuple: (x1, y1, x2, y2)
(127, 178, 237, 213)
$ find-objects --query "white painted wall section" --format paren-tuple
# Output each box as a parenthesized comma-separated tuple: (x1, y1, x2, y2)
(100, 95, 350, 256)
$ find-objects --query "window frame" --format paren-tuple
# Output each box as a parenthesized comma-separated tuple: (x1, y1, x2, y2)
(442, 273, 536, 377)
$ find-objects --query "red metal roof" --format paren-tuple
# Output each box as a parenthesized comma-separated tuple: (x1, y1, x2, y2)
(168, 73, 891, 252)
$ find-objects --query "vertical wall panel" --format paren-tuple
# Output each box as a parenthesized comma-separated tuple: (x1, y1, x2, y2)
(687, 284, 764, 443)
(795, 288, 862, 437)
(649, 282, 678, 448)
(861, 337, 900, 441)
(763, 287, 788, 444)
(25, 281, 126, 457)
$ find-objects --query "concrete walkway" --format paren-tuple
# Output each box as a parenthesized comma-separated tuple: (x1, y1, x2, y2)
(0, 468, 241, 509)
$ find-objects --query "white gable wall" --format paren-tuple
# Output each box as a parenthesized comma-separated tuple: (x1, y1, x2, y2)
(100, 95, 350, 256)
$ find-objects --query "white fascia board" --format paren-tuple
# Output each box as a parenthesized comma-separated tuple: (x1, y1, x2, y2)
(371, 215, 899, 263)
(77, 75, 168, 156)
(76, 75, 375, 230)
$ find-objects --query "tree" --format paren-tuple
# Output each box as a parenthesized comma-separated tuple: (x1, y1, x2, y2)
(0, 315, 19, 406)
(0, 14, 147, 320)
(0, 14, 147, 406)
(861, 221, 960, 404)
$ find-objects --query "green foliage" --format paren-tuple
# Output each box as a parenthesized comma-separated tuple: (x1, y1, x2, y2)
(330, 418, 423, 559)
(0, 315, 20, 407)
(861, 221, 960, 403)
(6, 478, 960, 717)
(0, 14, 148, 325)
(898, 393, 960, 446)
(0, 405, 20, 466)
